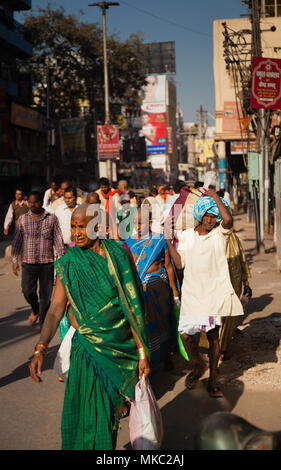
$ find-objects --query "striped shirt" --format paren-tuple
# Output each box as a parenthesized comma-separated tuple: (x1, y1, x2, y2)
(12, 210, 64, 264)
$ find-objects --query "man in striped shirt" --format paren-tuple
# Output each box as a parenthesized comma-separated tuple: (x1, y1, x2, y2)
(12, 191, 64, 327)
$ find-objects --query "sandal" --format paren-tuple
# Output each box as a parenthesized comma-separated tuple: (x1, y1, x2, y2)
(207, 384, 223, 398)
(28, 312, 39, 325)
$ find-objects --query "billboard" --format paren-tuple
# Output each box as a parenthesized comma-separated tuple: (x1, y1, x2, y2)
(251, 56, 281, 110)
(141, 74, 166, 103)
(59, 118, 87, 165)
(97, 124, 120, 160)
(142, 41, 176, 75)
(140, 74, 167, 155)
(139, 102, 167, 155)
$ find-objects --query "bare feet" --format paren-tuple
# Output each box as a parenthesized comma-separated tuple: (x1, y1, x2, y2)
(185, 362, 208, 389)
(207, 382, 223, 398)
(28, 312, 39, 325)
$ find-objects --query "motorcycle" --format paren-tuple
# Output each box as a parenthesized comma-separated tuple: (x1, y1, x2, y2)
(195, 411, 281, 450)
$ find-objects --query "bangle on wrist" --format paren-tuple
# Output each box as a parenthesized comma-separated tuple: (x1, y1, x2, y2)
(33, 350, 45, 356)
(137, 347, 147, 360)
(35, 343, 48, 350)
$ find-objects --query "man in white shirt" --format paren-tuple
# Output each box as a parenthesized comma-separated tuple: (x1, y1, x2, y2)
(50, 180, 83, 214)
(43, 180, 59, 210)
(55, 187, 79, 253)
(166, 189, 243, 398)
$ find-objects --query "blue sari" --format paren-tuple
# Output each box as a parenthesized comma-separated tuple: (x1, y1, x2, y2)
(126, 233, 175, 375)
(126, 233, 167, 284)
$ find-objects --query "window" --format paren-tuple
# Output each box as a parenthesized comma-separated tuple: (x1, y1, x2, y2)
(264, 0, 281, 16)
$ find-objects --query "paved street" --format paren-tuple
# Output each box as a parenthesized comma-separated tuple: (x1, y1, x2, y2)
(0, 213, 281, 450)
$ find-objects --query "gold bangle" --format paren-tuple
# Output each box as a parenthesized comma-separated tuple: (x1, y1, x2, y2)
(137, 348, 147, 360)
(35, 343, 48, 350)
(33, 350, 45, 356)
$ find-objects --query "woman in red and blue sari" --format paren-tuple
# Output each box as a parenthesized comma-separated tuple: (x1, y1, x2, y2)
(126, 207, 178, 375)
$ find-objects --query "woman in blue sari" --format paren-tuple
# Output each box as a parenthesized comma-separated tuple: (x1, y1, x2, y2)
(126, 207, 178, 375)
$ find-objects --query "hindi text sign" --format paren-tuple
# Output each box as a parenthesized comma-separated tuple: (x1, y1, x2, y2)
(251, 57, 281, 110)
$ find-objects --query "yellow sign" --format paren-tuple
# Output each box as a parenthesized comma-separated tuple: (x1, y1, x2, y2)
(11, 102, 40, 131)
(195, 139, 215, 163)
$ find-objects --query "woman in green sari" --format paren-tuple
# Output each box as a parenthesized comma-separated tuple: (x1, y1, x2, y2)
(29, 204, 150, 450)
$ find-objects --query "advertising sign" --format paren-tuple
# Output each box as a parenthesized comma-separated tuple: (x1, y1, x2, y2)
(251, 57, 281, 110)
(59, 118, 87, 165)
(97, 124, 120, 160)
(140, 75, 167, 155)
(11, 102, 40, 131)
(166, 126, 173, 154)
(141, 75, 166, 103)
(195, 139, 215, 163)
(139, 105, 167, 155)
(231, 141, 257, 155)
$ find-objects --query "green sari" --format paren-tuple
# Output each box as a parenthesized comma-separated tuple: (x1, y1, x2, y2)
(55, 240, 149, 450)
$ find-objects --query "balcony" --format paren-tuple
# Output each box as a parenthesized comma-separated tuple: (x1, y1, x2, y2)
(0, 13, 32, 58)
(0, 0, 31, 11)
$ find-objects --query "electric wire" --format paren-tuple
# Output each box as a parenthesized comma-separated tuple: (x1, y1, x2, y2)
(119, 0, 212, 38)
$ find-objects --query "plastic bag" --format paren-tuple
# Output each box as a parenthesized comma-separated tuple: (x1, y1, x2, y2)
(53, 326, 76, 380)
(59, 310, 71, 343)
(173, 301, 189, 362)
(129, 375, 163, 450)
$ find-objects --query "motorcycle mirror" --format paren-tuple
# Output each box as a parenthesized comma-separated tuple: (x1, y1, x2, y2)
(244, 433, 277, 450)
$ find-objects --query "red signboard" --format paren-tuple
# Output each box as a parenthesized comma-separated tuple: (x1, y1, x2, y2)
(251, 57, 281, 110)
(97, 124, 119, 160)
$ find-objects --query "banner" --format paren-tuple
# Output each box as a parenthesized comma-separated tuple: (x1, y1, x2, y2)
(251, 57, 281, 110)
(166, 126, 173, 154)
(195, 139, 215, 163)
(59, 118, 87, 165)
(97, 124, 120, 160)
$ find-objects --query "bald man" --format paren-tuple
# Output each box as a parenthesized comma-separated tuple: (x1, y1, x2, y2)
(86, 192, 101, 205)
(117, 179, 137, 209)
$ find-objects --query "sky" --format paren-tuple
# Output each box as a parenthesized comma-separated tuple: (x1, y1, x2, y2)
(16, 0, 250, 124)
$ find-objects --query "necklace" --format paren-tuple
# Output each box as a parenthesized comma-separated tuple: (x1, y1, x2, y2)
(92, 240, 105, 257)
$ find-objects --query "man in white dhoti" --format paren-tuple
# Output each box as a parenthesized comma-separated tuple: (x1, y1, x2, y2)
(166, 189, 243, 398)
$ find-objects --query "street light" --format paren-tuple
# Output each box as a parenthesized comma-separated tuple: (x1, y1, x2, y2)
(88, 2, 119, 124)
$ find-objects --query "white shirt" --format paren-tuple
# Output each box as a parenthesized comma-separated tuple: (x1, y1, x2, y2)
(178, 223, 243, 319)
(50, 196, 83, 214)
(55, 203, 79, 245)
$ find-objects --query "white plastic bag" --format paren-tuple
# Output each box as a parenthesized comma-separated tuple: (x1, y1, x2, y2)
(129, 375, 163, 450)
(53, 326, 75, 380)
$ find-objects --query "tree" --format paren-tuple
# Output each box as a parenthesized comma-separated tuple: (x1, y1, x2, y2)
(20, 3, 146, 122)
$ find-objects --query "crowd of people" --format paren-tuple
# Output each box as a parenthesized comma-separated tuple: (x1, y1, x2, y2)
(3, 175, 252, 450)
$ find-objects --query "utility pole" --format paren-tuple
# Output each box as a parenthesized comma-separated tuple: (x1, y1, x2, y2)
(89, 2, 119, 124)
(46, 57, 51, 186)
(249, 0, 265, 252)
(89, 2, 119, 182)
